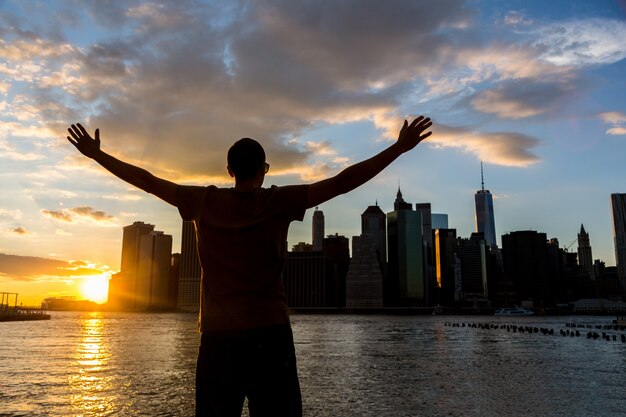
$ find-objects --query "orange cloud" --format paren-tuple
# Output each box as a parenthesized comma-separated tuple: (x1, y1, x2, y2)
(40, 206, 116, 224)
(0, 253, 109, 282)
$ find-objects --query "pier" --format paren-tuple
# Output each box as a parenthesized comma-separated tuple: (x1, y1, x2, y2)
(0, 292, 50, 322)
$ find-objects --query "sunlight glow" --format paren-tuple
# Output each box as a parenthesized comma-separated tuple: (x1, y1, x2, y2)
(80, 275, 110, 304)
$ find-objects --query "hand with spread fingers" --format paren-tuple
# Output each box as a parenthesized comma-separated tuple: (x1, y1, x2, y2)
(67, 123, 101, 159)
(396, 116, 433, 153)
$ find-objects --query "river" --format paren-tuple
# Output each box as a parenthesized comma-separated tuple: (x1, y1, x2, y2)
(1, 312, 625, 416)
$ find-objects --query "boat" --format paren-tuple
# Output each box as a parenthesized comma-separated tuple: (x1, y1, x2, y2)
(613, 316, 626, 328)
(0, 292, 51, 322)
(494, 306, 535, 316)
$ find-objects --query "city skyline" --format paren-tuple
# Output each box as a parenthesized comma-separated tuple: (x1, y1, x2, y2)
(1, 1, 626, 304)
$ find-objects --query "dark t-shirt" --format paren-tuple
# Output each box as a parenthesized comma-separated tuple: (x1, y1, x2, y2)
(176, 184, 309, 332)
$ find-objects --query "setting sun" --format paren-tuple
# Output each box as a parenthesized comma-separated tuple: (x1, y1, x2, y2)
(80, 275, 110, 304)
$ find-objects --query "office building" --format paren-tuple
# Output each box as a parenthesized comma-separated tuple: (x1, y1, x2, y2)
(136, 230, 173, 310)
(455, 233, 488, 303)
(110, 221, 155, 309)
(502, 230, 553, 307)
(178, 220, 202, 312)
(284, 234, 349, 308)
(346, 234, 384, 308)
(387, 188, 424, 305)
(432, 213, 449, 230)
(611, 193, 626, 294)
(475, 163, 497, 249)
(361, 203, 387, 265)
(312, 207, 325, 251)
(283, 251, 326, 308)
(434, 228, 457, 305)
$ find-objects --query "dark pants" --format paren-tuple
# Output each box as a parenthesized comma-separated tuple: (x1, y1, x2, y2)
(196, 323, 302, 417)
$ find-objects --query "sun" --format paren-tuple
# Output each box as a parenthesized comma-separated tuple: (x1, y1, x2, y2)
(80, 275, 110, 304)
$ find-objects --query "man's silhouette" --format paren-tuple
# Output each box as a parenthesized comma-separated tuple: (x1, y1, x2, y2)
(67, 116, 432, 416)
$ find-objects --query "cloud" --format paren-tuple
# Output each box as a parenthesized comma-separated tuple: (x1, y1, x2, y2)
(69, 206, 115, 222)
(41, 209, 73, 222)
(0, 0, 476, 180)
(536, 19, 626, 66)
(428, 124, 540, 167)
(0, 0, 620, 177)
(0, 253, 108, 281)
(599, 111, 626, 136)
(11, 227, 29, 235)
(504, 11, 534, 27)
(0, 139, 44, 161)
(0, 208, 22, 220)
(40, 206, 116, 224)
(469, 78, 578, 119)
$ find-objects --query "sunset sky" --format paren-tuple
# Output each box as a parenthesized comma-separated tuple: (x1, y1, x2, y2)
(1, 0, 626, 305)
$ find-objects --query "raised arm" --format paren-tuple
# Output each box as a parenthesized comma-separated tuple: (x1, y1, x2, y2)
(306, 116, 432, 209)
(67, 123, 178, 206)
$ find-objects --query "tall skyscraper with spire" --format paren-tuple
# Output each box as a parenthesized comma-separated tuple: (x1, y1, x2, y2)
(577, 224, 594, 279)
(611, 193, 626, 293)
(475, 163, 497, 249)
(387, 188, 424, 304)
(312, 207, 325, 251)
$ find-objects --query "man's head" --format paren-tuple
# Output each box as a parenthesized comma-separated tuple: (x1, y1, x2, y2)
(227, 138, 267, 182)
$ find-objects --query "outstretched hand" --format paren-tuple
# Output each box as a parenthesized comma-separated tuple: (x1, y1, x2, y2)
(67, 123, 101, 159)
(396, 116, 432, 153)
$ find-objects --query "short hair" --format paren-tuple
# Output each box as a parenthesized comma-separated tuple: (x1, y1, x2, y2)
(227, 138, 266, 181)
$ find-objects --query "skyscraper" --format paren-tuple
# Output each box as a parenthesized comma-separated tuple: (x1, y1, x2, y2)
(434, 228, 457, 305)
(136, 230, 173, 309)
(611, 193, 626, 293)
(475, 163, 497, 249)
(361, 203, 387, 265)
(387, 188, 424, 305)
(114, 221, 155, 309)
(346, 234, 384, 308)
(178, 220, 202, 312)
(577, 224, 594, 279)
(502, 230, 552, 307)
(432, 213, 449, 230)
(312, 207, 325, 251)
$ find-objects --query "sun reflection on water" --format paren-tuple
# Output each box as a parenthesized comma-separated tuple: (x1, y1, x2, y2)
(69, 312, 116, 415)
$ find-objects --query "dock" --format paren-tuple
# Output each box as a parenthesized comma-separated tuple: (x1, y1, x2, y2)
(0, 292, 51, 322)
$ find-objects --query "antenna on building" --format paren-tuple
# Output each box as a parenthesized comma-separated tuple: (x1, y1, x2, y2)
(480, 162, 485, 192)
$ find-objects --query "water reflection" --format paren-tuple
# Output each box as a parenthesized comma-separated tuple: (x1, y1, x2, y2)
(69, 311, 115, 415)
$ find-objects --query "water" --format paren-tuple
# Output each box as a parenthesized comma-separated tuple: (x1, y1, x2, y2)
(1, 312, 625, 417)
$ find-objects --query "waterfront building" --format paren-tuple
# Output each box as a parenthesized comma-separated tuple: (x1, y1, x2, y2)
(322, 234, 350, 308)
(611, 193, 626, 294)
(361, 203, 387, 265)
(387, 188, 424, 305)
(502, 230, 554, 307)
(432, 213, 449, 230)
(312, 207, 325, 251)
(177, 220, 201, 312)
(346, 234, 384, 308)
(283, 250, 326, 307)
(416, 202, 435, 305)
(577, 224, 594, 279)
(455, 233, 488, 304)
(284, 234, 349, 308)
(136, 230, 173, 310)
(434, 228, 457, 305)
(110, 221, 155, 309)
(475, 163, 497, 249)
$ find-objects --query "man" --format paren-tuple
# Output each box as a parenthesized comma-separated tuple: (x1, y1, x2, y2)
(67, 115, 432, 416)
